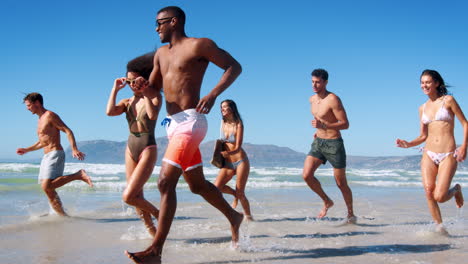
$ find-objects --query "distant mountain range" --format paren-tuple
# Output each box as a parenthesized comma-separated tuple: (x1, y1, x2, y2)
(58, 139, 467, 170)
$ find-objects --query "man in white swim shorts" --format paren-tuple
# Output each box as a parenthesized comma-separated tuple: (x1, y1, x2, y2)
(125, 6, 244, 263)
(17, 93, 93, 216)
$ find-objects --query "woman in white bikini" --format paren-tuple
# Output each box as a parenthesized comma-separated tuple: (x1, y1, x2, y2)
(214, 100, 253, 220)
(396, 69, 466, 233)
(106, 53, 161, 236)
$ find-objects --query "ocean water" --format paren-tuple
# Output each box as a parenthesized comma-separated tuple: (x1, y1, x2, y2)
(1, 162, 467, 264)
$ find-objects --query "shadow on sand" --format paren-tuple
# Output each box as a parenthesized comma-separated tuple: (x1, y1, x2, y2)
(283, 231, 380, 239)
(195, 243, 452, 264)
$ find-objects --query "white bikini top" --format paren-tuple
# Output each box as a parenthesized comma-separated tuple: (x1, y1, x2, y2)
(219, 121, 236, 143)
(421, 96, 453, 125)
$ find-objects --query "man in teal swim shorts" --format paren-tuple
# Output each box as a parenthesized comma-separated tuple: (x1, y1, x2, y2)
(302, 69, 356, 224)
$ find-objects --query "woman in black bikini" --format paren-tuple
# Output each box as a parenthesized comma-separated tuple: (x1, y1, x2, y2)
(106, 53, 161, 236)
(214, 99, 253, 220)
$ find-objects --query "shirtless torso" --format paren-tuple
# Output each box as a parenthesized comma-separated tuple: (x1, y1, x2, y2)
(310, 91, 347, 139)
(36, 111, 64, 154)
(150, 36, 241, 115)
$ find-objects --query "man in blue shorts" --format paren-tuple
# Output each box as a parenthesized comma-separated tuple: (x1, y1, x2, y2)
(302, 69, 356, 223)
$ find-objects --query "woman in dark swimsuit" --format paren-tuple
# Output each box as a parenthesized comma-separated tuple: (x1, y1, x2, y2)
(106, 53, 161, 236)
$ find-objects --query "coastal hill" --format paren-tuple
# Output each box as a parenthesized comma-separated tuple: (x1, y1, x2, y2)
(60, 139, 468, 170)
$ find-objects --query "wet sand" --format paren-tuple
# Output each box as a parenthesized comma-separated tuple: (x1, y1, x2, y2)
(0, 186, 466, 264)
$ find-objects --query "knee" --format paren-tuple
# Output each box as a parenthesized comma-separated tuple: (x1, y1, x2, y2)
(302, 172, 315, 181)
(188, 181, 206, 195)
(236, 190, 246, 200)
(433, 191, 447, 203)
(424, 185, 436, 200)
(158, 177, 174, 194)
(41, 185, 54, 196)
(122, 191, 136, 205)
(335, 180, 348, 189)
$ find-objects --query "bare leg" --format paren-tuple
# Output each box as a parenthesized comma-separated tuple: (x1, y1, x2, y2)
(123, 148, 159, 219)
(421, 154, 443, 224)
(235, 159, 253, 220)
(40, 169, 93, 216)
(125, 163, 182, 262)
(136, 208, 156, 237)
(43, 188, 67, 216)
(433, 156, 461, 206)
(214, 168, 237, 207)
(454, 184, 464, 208)
(123, 148, 159, 237)
(184, 166, 243, 245)
(333, 167, 355, 222)
(48, 169, 93, 189)
(302, 156, 334, 218)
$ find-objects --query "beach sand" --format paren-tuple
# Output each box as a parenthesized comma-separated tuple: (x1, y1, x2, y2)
(0, 186, 466, 264)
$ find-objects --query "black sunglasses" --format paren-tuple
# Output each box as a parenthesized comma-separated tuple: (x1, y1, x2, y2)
(156, 16, 175, 27)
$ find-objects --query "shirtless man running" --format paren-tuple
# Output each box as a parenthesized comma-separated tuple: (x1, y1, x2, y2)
(302, 69, 356, 223)
(125, 6, 243, 263)
(17, 92, 93, 216)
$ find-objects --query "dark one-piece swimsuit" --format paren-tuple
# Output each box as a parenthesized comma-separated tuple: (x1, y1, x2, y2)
(125, 102, 157, 162)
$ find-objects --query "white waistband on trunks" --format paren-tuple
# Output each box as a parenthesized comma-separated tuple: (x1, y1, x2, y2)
(43, 149, 65, 157)
(167, 109, 204, 124)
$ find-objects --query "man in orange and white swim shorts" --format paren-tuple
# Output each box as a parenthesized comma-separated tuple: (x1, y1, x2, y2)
(162, 109, 208, 171)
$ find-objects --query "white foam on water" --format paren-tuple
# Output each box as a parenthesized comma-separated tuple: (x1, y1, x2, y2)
(0, 163, 39, 172)
(351, 180, 422, 187)
(120, 225, 152, 240)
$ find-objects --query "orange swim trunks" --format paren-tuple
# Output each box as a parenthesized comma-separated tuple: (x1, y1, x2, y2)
(162, 109, 207, 171)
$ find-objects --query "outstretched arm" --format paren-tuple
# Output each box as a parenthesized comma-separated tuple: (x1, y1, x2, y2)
(16, 141, 43, 155)
(51, 114, 85, 160)
(396, 106, 427, 148)
(195, 38, 242, 114)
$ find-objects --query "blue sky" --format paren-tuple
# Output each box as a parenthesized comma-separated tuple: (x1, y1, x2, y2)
(2, 0, 468, 160)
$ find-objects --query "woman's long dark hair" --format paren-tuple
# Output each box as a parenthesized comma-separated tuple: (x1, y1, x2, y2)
(221, 99, 242, 123)
(127, 52, 155, 80)
(421, 69, 450, 96)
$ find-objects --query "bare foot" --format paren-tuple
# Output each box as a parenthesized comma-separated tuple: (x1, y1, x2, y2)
(125, 248, 161, 264)
(318, 199, 334, 218)
(232, 198, 238, 209)
(245, 215, 254, 221)
(454, 184, 464, 208)
(79, 170, 93, 188)
(435, 224, 449, 236)
(346, 215, 357, 224)
(231, 211, 244, 247)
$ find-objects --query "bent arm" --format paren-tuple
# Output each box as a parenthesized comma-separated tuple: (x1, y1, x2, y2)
(106, 78, 127, 116)
(225, 123, 244, 156)
(396, 107, 428, 148)
(148, 50, 163, 94)
(196, 39, 242, 112)
(449, 96, 468, 160)
(143, 91, 162, 120)
(52, 115, 85, 160)
(321, 96, 349, 130)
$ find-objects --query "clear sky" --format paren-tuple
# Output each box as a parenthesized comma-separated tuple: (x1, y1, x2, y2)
(2, 0, 468, 160)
